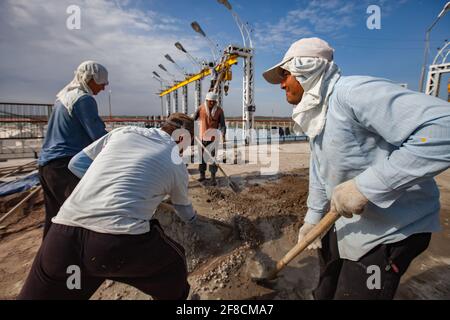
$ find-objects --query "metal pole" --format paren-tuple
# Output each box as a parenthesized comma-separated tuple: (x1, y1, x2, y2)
(173, 90, 179, 113)
(108, 90, 112, 119)
(243, 49, 255, 145)
(194, 80, 202, 111)
(218, 82, 224, 108)
(182, 86, 188, 114)
(419, 16, 441, 92)
(166, 93, 171, 116)
(160, 85, 164, 118)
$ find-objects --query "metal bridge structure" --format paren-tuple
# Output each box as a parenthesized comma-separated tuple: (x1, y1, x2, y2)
(0, 102, 301, 159)
(425, 40, 450, 97)
(158, 2, 255, 144)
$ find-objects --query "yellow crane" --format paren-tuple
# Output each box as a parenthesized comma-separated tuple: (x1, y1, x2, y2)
(159, 54, 238, 97)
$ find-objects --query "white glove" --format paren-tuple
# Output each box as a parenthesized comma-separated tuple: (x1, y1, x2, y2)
(331, 179, 368, 218)
(298, 223, 322, 250)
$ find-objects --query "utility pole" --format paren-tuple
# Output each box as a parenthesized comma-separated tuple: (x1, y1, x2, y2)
(108, 90, 112, 119)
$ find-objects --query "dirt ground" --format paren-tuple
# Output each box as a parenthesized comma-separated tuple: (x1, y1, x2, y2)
(0, 142, 449, 300)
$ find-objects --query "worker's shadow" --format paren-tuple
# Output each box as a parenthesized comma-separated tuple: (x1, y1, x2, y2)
(395, 265, 450, 299)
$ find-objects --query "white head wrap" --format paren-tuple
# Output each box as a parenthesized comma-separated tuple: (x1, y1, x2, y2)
(281, 57, 340, 138)
(56, 61, 108, 115)
(204, 91, 219, 119)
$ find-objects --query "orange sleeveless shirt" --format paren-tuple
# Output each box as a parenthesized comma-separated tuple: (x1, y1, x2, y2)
(198, 103, 224, 141)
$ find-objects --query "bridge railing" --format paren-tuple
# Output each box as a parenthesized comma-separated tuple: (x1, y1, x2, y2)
(0, 102, 303, 159)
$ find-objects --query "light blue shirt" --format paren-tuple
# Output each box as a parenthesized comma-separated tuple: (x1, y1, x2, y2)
(305, 76, 450, 261)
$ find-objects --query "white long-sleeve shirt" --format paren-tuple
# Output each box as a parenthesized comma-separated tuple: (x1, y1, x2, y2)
(53, 126, 196, 234)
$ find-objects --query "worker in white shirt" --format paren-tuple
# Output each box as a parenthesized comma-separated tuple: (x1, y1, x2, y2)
(19, 113, 197, 300)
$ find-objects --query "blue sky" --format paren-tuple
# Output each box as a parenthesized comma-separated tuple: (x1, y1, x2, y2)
(0, 0, 449, 117)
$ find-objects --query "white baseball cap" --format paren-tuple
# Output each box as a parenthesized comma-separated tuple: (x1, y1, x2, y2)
(262, 37, 334, 84)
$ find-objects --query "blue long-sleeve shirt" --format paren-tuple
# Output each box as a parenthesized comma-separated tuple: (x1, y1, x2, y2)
(305, 75, 450, 261)
(38, 95, 107, 166)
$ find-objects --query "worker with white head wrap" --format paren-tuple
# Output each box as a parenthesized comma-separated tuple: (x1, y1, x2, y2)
(194, 91, 226, 185)
(263, 37, 450, 299)
(38, 61, 108, 238)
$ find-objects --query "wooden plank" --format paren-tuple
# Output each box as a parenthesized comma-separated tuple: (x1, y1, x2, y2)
(0, 160, 37, 179)
(0, 186, 42, 224)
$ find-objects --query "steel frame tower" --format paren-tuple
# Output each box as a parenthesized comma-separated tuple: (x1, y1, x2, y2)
(181, 86, 188, 114)
(194, 80, 202, 112)
(172, 89, 179, 113)
(224, 45, 255, 144)
(225, 6, 255, 145)
(425, 41, 450, 97)
(165, 93, 171, 117)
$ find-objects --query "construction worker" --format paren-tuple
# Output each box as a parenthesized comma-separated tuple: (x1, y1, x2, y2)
(263, 37, 450, 299)
(19, 113, 197, 300)
(194, 91, 226, 185)
(38, 61, 108, 238)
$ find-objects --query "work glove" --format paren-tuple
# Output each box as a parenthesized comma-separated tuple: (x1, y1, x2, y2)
(297, 223, 322, 250)
(331, 179, 368, 218)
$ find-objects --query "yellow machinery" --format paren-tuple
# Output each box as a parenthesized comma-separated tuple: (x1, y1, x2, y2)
(159, 55, 238, 97)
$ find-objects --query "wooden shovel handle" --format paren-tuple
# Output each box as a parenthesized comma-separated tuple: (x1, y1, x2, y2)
(266, 210, 340, 280)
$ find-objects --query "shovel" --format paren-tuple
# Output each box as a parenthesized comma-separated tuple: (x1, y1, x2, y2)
(195, 136, 241, 193)
(252, 210, 340, 285)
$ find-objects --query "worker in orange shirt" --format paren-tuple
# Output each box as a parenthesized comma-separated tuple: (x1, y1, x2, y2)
(194, 92, 226, 185)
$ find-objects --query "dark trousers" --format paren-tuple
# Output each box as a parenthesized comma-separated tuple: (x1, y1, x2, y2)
(38, 157, 80, 238)
(18, 220, 190, 300)
(314, 226, 431, 300)
(199, 140, 217, 175)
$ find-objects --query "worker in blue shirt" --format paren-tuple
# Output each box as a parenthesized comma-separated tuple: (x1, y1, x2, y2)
(38, 61, 108, 238)
(263, 37, 450, 299)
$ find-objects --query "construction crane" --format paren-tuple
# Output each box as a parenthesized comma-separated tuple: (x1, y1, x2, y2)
(159, 1, 255, 144)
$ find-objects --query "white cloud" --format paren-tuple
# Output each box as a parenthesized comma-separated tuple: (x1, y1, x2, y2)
(252, 0, 410, 53)
(0, 0, 211, 116)
(254, 0, 358, 52)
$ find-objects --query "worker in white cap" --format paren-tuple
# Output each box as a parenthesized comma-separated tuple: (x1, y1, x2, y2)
(38, 61, 108, 238)
(194, 91, 226, 185)
(263, 37, 450, 299)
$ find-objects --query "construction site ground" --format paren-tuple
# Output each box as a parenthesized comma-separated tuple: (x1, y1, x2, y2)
(0, 141, 449, 300)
